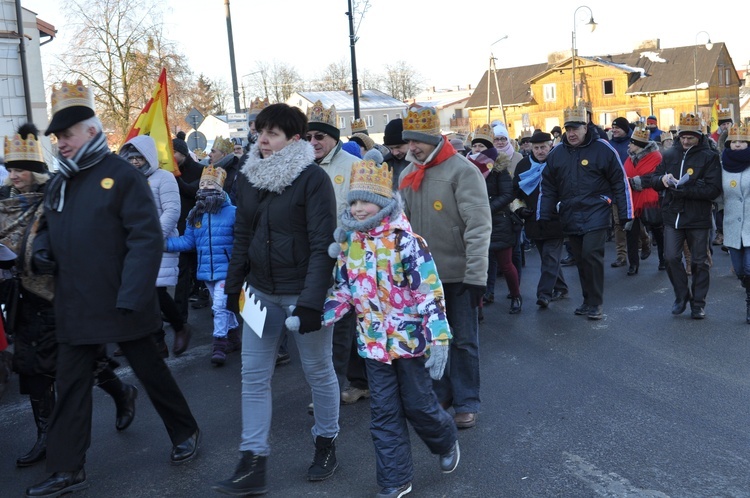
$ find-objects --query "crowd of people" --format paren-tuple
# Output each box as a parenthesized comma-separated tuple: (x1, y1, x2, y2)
(0, 80, 747, 498)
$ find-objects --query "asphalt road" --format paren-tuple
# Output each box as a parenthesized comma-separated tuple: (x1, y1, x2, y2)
(3, 239, 750, 497)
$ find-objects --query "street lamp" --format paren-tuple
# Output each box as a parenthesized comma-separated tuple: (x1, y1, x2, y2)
(693, 30, 713, 115)
(571, 6, 597, 103)
(486, 35, 509, 125)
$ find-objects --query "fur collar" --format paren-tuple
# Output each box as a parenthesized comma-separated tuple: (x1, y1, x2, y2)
(241, 139, 315, 194)
(492, 152, 512, 173)
(628, 141, 659, 164)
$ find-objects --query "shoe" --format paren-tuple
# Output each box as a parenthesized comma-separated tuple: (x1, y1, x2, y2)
(574, 304, 590, 316)
(114, 384, 138, 431)
(640, 247, 651, 260)
(308, 436, 338, 481)
(211, 337, 228, 366)
(551, 289, 569, 301)
(439, 440, 461, 473)
(213, 451, 267, 496)
(341, 386, 370, 405)
(173, 324, 192, 357)
(170, 429, 200, 465)
(454, 412, 476, 429)
(227, 327, 242, 353)
(587, 305, 603, 320)
(25, 470, 88, 497)
(627, 266, 639, 276)
(536, 296, 550, 308)
(611, 258, 626, 268)
(560, 257, 576, 267)
(691, 307, 706, 319)
(307, 402, 314, 416)
(376, 482, 412, 498)
(658, 260, 667, 271)
(509, 296, 522, 314)
(671, 299, 688, 315)
(482, 293, 494, 304)
(113, 347, 124, 357)
(275, 352, 291, 366)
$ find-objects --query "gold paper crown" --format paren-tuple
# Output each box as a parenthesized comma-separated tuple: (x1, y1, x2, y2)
(717, 108, 732, 121)
(678, 113, 702, 134)
(212, 136, 233, 154)
(349, 159, 393, 199)
(4, 133, 44, 164)
(306, 100, 337, 127)
(201, 165, 227, 188)
(521, 128, 533, 139)
(727, 124, 750, 142)
(403, 107, 440, 135)
(351, 118, 368, 135)
(248, 97, 270, 120)
(50, 80, 95, 115)
(631, 124, 650, 144)
(472, 124, 494, 145)
(563, 101, 588, 125)
(660, 132, 675, 143)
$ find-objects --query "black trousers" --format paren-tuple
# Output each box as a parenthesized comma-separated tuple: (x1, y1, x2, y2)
(46, 335, 198, 472)
(568, 229, 607, 307)
(663, 226, 711, 308)
(174, 251, 197, 323)
(534, 238, 568, 299)
(331, 309, 368, 390)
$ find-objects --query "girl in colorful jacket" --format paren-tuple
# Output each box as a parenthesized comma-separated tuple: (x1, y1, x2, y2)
(166, 166, 238, 366)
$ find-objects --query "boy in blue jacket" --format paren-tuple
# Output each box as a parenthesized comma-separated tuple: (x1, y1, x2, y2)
(166, 166, 238, 365)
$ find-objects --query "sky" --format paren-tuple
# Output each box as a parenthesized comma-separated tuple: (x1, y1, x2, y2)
(22, 0, 750, 96)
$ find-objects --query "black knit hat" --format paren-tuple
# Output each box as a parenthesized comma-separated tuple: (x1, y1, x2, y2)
(612, 117, 630, 132)
(172, 138, 190, 157)
(383, 118, 406, 146)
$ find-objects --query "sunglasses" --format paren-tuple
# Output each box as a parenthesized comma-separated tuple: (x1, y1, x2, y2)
(304, 133, 328, 142)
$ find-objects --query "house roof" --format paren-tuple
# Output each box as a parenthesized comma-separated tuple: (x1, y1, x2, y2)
(465, 43, 731, 108)
(296, 89, 406, 112)
(412, 95, 471, 110)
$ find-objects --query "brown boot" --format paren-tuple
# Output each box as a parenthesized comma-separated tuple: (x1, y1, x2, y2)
(173, 324, 192, 356)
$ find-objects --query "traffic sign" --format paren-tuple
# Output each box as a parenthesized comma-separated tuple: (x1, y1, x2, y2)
(186, 131, 207, 151)
(185, 107, 204, 129)
(227, 122, 246, 131)
(227, 112, 247, 122)
(229, 130, 248, 139)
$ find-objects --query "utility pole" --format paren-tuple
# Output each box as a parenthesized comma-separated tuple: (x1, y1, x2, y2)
(224, 0, 241, 113)
(346, 0, 360, 118)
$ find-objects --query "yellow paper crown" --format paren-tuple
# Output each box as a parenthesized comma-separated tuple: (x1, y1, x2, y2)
(563, 101, 588, 125)
(306, 100, 337, 127)
(660, 132, 674, 143)
(521, 128, 533, 139)
(350, 118, 368, 135)
(200, 165, 227, 188)
(248, 97, 270, 120)
(212, 136, 233, 154)
(631, 124, 650, 144)
(349, 159, 393, 200)
(678, 113, 702, 134)
(50, 80, 95, 115)
(717, 108, 732, 122)
(4, 133, 44, 164)
(727, 124, 750, 142)
(403, 107, 440, 135)
(472, 124, 494, 145)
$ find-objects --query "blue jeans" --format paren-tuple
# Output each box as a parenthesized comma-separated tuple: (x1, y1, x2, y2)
(432, 282, 480, 413)
(205, 280, 238, 338)
(729, 247, 750, 278)
(239, 285, 339, 455)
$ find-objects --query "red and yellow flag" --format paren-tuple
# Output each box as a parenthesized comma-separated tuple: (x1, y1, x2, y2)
(711, 98, 721, 128)
(123, 68, 178, 175)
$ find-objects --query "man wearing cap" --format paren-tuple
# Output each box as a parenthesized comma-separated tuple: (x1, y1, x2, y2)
(651, 113, 722, 319)
(539, 103, 632, 320)
(399, 106, 491, 429)
(513, 131, 568, 307)
(26, 81, 200, 497)
(383, 118, 411, 189)
(646, 115, 663, 142)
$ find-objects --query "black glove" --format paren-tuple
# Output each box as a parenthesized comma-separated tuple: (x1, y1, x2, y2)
(515, 207, 534, 218)
(458, 283, 486, 308)
(117, 307, 133, 315)
(226, 293, 240, 315)
(292, 306, 323, 334)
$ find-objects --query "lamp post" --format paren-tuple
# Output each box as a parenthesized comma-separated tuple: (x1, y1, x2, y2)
(571, 6, 597, 104)
(693, 30, 713, 115)
(486, 35, 509, 125)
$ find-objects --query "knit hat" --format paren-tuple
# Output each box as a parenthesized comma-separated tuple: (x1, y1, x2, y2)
(347, 149, 392, 208)
(307, 100, 340, 142)
(201, 165, 227, 189)
(341, 141, 362, 158)
(450, 138, 466, 151)
(646, 115, 657, 125)
(383, 118, 406, 146)
(45, 80, 96, 135)
(349, 133, 374, 152)
(212, 136, 233, 154)
(471, 124, 494, 149)
(717, 108, 733, 126)
(630, 125, 650, 147)
(4, 123, 47, 173)
(172, 138, 190, 157)
(529, 131, 552, 143)
(402, 107, 442, 146)
(612, 117, 630, 133)
(677, 113, 702, 138)
(492, 122, 509, 139)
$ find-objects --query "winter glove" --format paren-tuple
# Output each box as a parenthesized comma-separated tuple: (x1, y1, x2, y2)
(458, 283, 486, 308)
(515, 207, 534, 218)
(226, 293, 240, 315)
(290, 306, 322, 334)
(425, 344, 449, 380)
(623, 220, 634, 231)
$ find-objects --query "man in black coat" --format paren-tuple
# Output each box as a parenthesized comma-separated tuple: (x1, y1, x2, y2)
(539, 105, 632, 320)
(26, 81, 200, 498)
(651, 114, 722, 319)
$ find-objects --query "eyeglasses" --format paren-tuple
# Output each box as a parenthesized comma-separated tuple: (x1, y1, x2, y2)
(494, 137, 508, 142)
(128, 155, 146, 163)
(304, 133, 328, 142)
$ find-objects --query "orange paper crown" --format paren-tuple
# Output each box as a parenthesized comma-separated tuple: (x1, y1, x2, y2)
(631, 124, 650, 144)
(212, 136, 233, 154)
(678, 113, 702, 134)
(727, 124, 750, 142)
(200, 165, 227, 188)
(4, 133, 44, 164)
(403, 107, 440, 135)
(350, 118, 368, 135)
(563, 101, 588, 125)
(50, 80, 95, 116)
(248, 97, 270, 121)
(717, 108, 732, 121)
(473, 124, 495, 145)
(349, 159, 393, 199)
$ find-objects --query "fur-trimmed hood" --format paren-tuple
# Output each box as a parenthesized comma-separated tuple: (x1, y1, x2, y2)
(492, 151, 513, 173)
(240, 139, 316, 194)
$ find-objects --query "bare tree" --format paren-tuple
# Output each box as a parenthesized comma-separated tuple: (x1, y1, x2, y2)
(384, 61, 423, 101)
(244, 61, 302, 104)
(313, 60, 352, 92)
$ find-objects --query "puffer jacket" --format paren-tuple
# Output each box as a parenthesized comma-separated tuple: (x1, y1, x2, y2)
(166, 193, 235, 282)
(651, 136, 721, 229)
(485, 155, 519, 251)
(539, 127, 632, 235)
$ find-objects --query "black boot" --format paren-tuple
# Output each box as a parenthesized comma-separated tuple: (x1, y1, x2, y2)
(25, 469, 88, 497)
(212, 451, 267, 495)
(96, 369, 138, 431)
(307, 435, 338, 481)
(17, 383, 54, 467)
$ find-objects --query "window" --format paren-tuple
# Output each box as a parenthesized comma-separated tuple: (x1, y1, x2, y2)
(603, 80, 614, 95)
(366, 115, 374, 127)
(338, 116, 346, 128)
(725, 68, 731, 87)
(543, 83, 556, 102)
(383, 114, 389, 125)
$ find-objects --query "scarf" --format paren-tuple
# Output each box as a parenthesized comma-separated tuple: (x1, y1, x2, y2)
(187, 189, 226, 226)
(399, 138, 456, 191)
(722, 147, 750, 174)
(623, 147, 661, 217)
(340, 195, 401, 233)
(44, 131, 110, 212)
(518, 157, 546, 195)
(241, 139, 314, 194)
(467, 148, 498, 179)
(496, 139, 515, 159)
